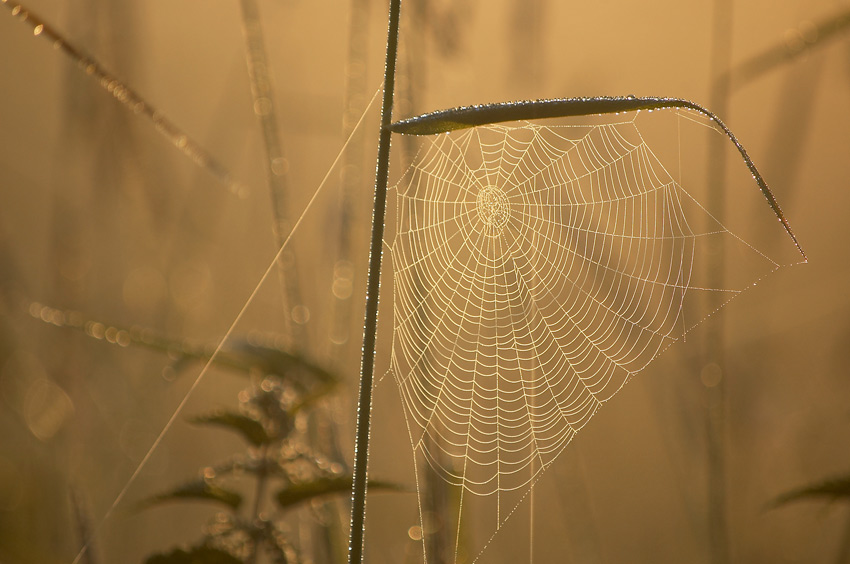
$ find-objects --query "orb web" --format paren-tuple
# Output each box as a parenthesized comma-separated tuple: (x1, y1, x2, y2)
(388, 119, 774, 498)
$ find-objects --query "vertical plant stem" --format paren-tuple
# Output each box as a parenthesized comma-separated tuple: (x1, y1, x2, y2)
(328, 0, 370, 356)
(238, 0, 305, 350)
(247, 443, 270, 564)
(323, 19, 373, 560)
(348, 0, 402, 562)
(706, 0, 732, 562)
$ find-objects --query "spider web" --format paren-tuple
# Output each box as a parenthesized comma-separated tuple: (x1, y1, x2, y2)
(387, 113, 788, 549)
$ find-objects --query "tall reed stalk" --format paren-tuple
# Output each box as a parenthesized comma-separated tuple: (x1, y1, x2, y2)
(348, 0, 403, 562)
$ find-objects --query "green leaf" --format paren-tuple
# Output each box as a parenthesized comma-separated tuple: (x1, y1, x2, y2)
(226, 341, 338, 389)
(140, 479, 242, 511)
(276, 475, 405, 510)
(144, 545, 242, 564)
(770, 473, 850, 509)
(190, 411, 272, 446)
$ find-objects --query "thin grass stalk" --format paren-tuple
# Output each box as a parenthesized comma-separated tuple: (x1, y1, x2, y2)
(725, 7, 850, 91)
(246, 443, 270, 564)
(348, 0, 403, 562)
(0, 0, 241, 194)
(237, 9, 347, 560)
(327, 0, 370, 356)
(706, 1, 733, 562)
(237, 0, 306, 350)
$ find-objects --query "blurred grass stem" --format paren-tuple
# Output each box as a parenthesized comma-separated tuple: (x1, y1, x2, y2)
(725, 7, 850, 91)
(707, 0, 732, 562)
(238, 0, 306, 350)
(247, 443, 270, 564)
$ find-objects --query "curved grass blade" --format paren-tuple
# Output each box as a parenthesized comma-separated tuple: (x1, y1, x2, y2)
(389, 95, 807, 261)
(190, 411, 272, 447)
(1, 0, 243, 195)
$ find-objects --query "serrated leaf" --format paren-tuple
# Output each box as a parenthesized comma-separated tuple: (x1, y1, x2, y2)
(140, 479, 242, 511)
(190, 411, 272, 446)
(226, 341, 338, 389)
(144, 545, 242, 564)
(770, 473, 850, 509)
(276, 475, 405, 510)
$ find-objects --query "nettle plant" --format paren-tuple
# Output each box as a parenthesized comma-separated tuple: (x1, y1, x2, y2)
(138, 355, 339, 564)
(29, 304, 403, 564)
(4, 0, 849, 563)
